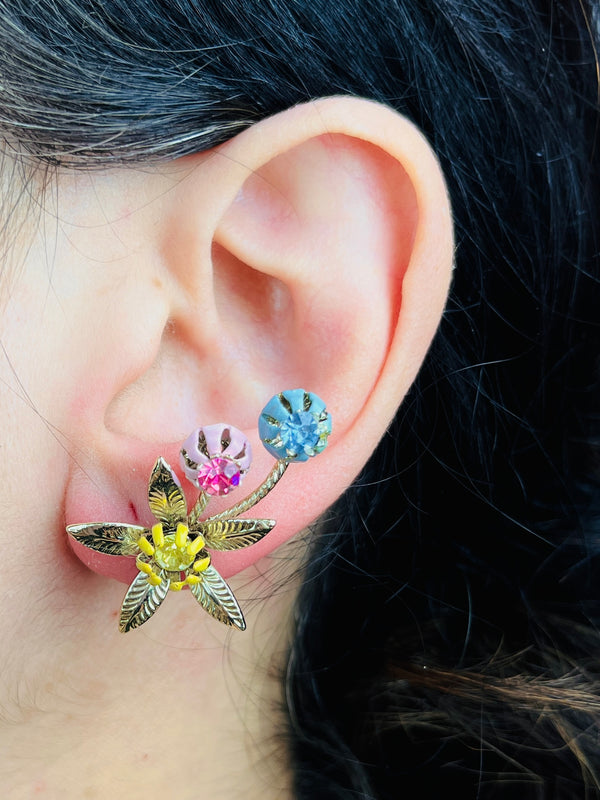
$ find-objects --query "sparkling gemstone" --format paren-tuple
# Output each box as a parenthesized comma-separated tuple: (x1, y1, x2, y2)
(196, 457, 241, 496)
(279, 411, 320, 454)
(259, 389, 332, 461)
(154, 535, 195, 571)
(180, 424, 251, 490)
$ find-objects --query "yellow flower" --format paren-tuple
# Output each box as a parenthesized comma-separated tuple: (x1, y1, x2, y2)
(67, 458, 276, 632)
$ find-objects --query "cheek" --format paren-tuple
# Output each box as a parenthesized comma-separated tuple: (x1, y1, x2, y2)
(0, 403, 83, 664)
(69, 376, 105, 420)
(0, 238, 109, 621)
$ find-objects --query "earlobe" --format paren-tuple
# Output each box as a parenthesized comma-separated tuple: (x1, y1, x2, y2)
(64, 96, 453, 590)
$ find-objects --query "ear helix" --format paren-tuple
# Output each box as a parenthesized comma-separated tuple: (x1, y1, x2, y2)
(67, 390, 331, 633)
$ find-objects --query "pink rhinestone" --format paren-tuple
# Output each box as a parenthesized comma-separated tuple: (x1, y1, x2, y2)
(196, 457, 241, 496)
(180, 423, 252, 491)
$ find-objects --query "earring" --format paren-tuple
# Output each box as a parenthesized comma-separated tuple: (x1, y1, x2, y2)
(67, 390, 331, 633)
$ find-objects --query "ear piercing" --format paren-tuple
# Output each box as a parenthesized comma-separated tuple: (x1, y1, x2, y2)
(67, 390, 331, 633)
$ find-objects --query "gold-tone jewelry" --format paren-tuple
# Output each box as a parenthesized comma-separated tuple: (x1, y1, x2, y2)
(67, 390, 331, 633)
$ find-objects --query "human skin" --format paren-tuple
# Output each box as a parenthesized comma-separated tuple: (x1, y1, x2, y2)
(0, 97, 453, 797)
(0, 163, 300, 800)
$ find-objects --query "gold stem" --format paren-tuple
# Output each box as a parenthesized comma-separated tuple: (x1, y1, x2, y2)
(203, 460, 289, 522)
(188, 490, 209, 526)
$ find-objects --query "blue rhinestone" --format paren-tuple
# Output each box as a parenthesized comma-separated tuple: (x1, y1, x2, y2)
(279, 411, 320, 454)
(259, 389, 331, 461)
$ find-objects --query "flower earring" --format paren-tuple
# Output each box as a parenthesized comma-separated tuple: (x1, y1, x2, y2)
(67, 389, 331, 633)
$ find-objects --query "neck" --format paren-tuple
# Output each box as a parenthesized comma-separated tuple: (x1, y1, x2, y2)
(1, 557, 300, 799)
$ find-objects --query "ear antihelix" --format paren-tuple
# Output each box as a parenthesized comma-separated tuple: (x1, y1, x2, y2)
(67, 389, 331, 633)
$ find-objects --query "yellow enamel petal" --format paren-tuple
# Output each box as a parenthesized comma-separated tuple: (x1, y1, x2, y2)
(136, 559, 154, 576)
(151, 523, 165, 547)
(187, 535, 206, 556)
(137, 536, 155, 556)
(175, 522, 189, 549)
(193, 555, 211, 573)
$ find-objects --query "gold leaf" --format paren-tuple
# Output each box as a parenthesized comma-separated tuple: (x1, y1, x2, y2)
(66, 523, 144, 556)
(202, 518, 275, 551)
(119, 571, 170, 633)
(190, 566, 245, 630)
(148, 457, 187, 527)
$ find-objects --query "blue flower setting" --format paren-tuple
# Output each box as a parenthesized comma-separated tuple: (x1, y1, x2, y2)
(259, 389, 331, 461)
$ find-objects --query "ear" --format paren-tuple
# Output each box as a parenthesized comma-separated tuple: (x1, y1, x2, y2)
(64, 96, 453, 583)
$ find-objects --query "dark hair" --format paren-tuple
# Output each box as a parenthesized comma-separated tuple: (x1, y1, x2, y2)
(1, 2, 599, 797)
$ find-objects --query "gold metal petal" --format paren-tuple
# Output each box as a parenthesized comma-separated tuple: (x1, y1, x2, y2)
(202, 519, 275, 551)
(189, 565, 246, 630)
(66, 523, 144, 556)
(119, 571, 170, 633)
(148, 457, 188, 528)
